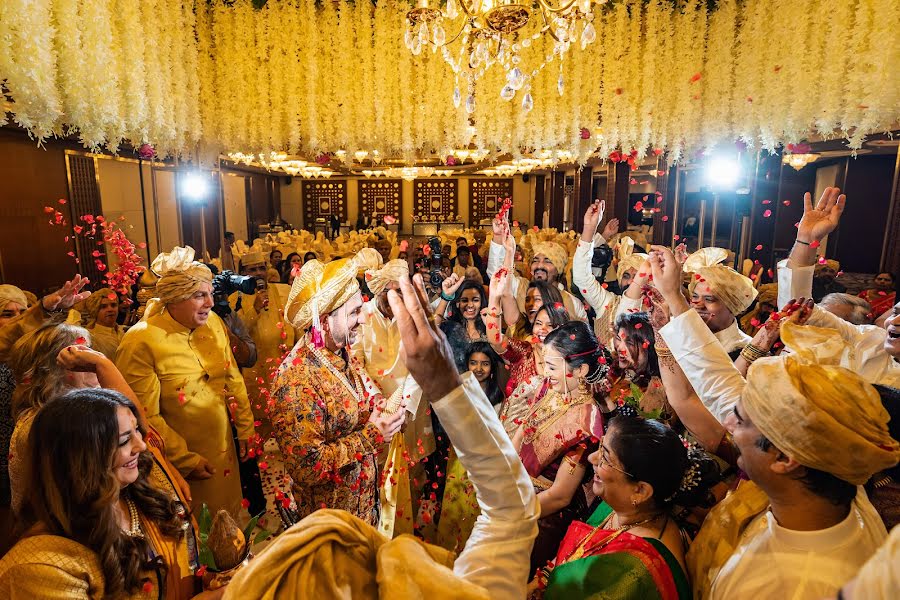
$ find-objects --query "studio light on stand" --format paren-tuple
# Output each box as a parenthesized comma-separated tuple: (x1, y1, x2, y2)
(179, 171, 212, 260)
(702, 156, 742, 251)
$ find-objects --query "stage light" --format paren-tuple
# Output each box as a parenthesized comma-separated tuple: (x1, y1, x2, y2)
(181, 172, 210, 200)
(705, 157, 741, 189)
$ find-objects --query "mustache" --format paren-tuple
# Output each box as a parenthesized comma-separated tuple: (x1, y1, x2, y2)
(533, 268, 549, 277)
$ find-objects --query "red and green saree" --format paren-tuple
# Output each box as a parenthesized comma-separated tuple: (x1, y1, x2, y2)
(544, 502, 691, 600)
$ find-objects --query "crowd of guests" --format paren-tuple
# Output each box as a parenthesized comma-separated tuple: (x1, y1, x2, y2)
(0, 186, 897, 599)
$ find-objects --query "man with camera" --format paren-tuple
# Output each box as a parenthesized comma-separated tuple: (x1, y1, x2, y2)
(232, 252, 295, 433)
(116, 246, 257, 516)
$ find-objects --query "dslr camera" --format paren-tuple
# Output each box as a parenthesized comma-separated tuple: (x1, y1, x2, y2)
(211, 270, 259, 318)
(427, 236, 444, 288)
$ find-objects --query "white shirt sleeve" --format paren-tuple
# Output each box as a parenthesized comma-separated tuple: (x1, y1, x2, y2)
(433, 372, 539, 598)
(777, 259, 815, 309)
(572, 240, 616, 315)
(659, 310, 746, 423)
(565, 290, 589, 322)
(487, 241, 505, 279)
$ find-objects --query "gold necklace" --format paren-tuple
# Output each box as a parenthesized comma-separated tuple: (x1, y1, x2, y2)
(566, 512, 664, 563)
(308, 342, 362, 402)
(123, 498, 143, 538)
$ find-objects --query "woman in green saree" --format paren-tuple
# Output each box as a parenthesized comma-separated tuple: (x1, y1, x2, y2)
(531, 416, 721, 599)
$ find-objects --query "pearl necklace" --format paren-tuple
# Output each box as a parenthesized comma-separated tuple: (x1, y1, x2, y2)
(123, 498, 143, 538)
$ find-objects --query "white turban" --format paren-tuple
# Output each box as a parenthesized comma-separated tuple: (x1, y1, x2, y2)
(150, 246, 213, 307)
(684, 247, 758, 316)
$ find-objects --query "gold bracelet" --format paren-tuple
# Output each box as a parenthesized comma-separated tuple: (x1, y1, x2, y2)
(655, 344, 672, 358)
(740, 343, 769, 363)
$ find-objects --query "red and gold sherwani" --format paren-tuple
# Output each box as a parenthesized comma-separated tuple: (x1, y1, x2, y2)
(270, 337, 384, 526)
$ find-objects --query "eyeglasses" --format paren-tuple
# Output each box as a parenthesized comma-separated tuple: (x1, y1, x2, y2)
(599, 444, 633, 478)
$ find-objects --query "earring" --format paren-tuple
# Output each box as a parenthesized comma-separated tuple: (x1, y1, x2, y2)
(577, 376, 589, 397)
(631, 499, 637, 507)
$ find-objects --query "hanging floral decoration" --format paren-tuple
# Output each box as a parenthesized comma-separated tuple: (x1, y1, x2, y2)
(1, 0, 898, 163)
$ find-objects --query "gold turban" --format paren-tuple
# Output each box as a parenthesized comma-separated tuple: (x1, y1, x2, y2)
(150, 246, 213, 307)
(0, 285, 28, 312)
(285, 258, 360, 331)
(355, 247, 384, 275)
(684, 247, 758, 316)
(239, 251, 266, 269)
(743, 349, 900, 485)
(815, 258, 840, 274)
(223, 509, 488, 600)
(365, 259, 409, 297)
(80, 287, 116, 324)
(739, 283, 778, 334)
(531, 241, 568, 273)
(614, 236, 649, 283)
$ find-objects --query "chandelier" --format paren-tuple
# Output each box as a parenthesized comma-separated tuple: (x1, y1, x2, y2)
(385, 166, 436, 181)
(782, 153, 818, 171)
(405, 0, 602, 113)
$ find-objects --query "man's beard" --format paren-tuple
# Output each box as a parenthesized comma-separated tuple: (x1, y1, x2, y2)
(532, 268, 550, 281)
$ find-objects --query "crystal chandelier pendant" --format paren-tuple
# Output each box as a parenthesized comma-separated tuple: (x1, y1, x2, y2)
(445, 0, 458, 19)
(557, 74, 565, 96)
(508, 66, 525, 91)
(465, 94, 476, 114)
(581, 22, 596, 49)
(433, 23, 446, 46)
(500, 84, 515, 101)
(404, 27, 415, 50)
(453, 86, 462, 108)
(522, 92, 533, 112)
(411, 36, 422, 55)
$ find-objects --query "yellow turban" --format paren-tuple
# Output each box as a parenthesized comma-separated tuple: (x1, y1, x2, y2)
(355, 247, 384, 274)
(150, 246, 213, 307)
(743, 351, 900, 485)
(80, 287, 117, 323)
(531, 242, 568, 273)
(365, 259, 409, 297)
(239, 251, 266, 269)
(614, 237, 649, 282)
(223, 509, 488, 600)
(0, 285, 28, 312)
(815, 258, 840, 274)
(684, 247, 758, 316)
(285, 258, 360, 331)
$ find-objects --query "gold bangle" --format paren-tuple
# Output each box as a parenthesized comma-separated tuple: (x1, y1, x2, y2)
(655, 344, 672, 358)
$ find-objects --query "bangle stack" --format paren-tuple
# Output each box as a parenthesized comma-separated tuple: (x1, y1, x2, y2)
(740, 343, 770, 363)
(655, 344, 672, 358)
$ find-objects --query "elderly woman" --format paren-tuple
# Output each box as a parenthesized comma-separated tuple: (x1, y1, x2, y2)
(858, 272, 896, 319)
(0, 389, 215, 599)
(531, 417, 720, 599)
(116, 247, 256, 515)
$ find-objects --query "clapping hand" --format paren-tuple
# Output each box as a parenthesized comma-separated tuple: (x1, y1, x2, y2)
(388, 274, 462, 403)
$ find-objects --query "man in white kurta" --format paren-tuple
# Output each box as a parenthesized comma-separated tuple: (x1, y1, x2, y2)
(647, 245, 898, 600)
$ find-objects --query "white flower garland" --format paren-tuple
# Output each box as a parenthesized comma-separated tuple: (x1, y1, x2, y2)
(3, 0, 897, 160)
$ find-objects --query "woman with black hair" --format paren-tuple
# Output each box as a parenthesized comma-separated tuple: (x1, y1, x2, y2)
(465, 341, 504, 410)
(279, 252, 302, 284)
(512, 320, 611, 575)
(484, 270, 570, 431)
(605, 312, 672, 424)
(434, 275, 488, 372)
(531, 416, 721, 599)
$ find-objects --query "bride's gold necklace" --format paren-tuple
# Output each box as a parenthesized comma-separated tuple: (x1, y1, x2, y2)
(567, 512, 664, 562)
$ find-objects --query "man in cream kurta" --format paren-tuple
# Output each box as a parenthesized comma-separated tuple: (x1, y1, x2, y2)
(232, 252, 296, 433)
(80, 287, 125, 361)
(352, 259, 436, 536)
(116, 247, 256, 515)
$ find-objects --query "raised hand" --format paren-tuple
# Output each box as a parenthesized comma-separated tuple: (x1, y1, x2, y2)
(492, 210, 509, 243)
(602, 217, 620, 241)
(673, 243, 689, 265)
(581, 199, 604, 240)
(42, 275, 91, 312)
(388, 274, 463, 402)
(441, 272, 464, 297)
(797, 187, 846, 243)
(645, 287, 671, 331)
(648, 245, 690, 316)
